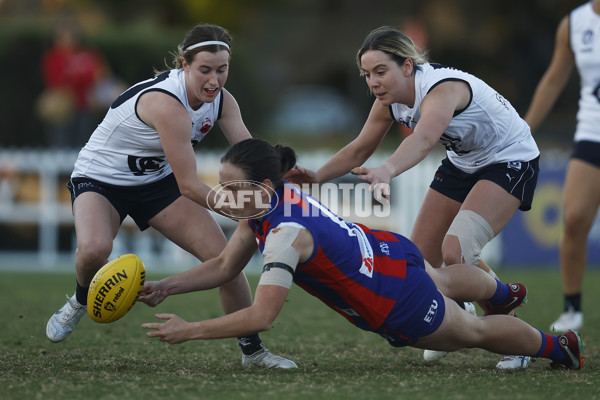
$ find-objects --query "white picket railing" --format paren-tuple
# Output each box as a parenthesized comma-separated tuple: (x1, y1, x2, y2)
(0, 149, 500, 271)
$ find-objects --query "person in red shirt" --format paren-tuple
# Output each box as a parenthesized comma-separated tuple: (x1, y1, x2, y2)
(39, 23, 105, 148)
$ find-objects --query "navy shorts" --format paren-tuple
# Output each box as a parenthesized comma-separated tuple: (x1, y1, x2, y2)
(67, 173, 182, 231)
(572, 140, 600, 168)
(430, 156, 540, 211)
(365, 231, 445, 347)
(375, 263, 446, 348)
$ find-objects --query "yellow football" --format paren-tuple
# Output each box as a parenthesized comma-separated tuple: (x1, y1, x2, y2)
(87, 254, 146, 323)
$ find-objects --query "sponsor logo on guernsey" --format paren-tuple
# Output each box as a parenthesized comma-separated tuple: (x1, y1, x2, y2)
(379, 242, 390, 255)
(398, 116, 415, 127)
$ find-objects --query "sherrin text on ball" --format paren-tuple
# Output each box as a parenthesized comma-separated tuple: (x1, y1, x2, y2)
(87, 254, 145, 323)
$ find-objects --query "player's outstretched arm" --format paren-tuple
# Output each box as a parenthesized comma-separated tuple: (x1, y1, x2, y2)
(138, 221, 257, 306)
(142, 283, 290, 343)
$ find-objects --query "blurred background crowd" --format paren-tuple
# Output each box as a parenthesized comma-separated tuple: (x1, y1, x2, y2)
(0, 0, 583, 149)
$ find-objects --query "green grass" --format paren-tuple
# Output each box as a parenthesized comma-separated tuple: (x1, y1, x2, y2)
(1, 269, 599, 400)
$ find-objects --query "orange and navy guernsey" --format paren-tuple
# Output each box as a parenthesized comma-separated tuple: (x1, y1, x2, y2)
(249, 183, 446, 347)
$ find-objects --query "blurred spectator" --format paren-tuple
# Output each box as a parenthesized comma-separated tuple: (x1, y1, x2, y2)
(36, 22, 107, 149)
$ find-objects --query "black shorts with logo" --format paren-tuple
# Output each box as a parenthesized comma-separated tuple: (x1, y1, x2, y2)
(429, 156, 540, 211)
(572, 140, 600, 168)
(67, 173, 182, 230)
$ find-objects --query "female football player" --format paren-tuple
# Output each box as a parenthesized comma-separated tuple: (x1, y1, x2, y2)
(140, 138, 583, 371)
(524, 0, 600, 333)
(45, 23, 295, 369)
(284, 26, 540, 368)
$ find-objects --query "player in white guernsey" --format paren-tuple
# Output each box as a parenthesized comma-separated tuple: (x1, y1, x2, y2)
(285, 27, 540, 369)
(45, 23, 296, 369)
(525, 0, 600, 333)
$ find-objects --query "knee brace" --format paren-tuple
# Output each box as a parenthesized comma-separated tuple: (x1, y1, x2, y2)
(446, 210, 494, 267)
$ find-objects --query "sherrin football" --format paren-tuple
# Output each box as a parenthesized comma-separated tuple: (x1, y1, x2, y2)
(87, 254, 146, 323)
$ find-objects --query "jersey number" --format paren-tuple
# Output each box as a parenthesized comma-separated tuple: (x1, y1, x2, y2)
(303, 192, 375, 278)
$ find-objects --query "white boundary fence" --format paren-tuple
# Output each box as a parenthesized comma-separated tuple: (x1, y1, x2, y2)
(0, 149, 500, 271)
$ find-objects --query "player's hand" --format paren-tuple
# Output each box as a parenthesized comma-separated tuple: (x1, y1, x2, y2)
(351, 166, 392, 204)
(138, 281, 169, 307)
(142, 313, 189, 344)
(283, 165, 318, 186)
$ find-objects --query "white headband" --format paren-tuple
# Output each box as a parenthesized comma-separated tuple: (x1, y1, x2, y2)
(184, 40, 230, 52)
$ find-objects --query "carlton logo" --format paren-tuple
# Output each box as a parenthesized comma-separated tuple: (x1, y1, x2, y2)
(127, 155, 165, 176)
(207, 180, 279, 219)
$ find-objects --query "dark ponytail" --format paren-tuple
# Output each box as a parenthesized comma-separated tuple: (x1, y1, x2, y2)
(274, 144, 296, 177)
(221, 139, 296, 188)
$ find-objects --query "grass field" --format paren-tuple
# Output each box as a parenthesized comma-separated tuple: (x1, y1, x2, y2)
(1, 268, 598, 400)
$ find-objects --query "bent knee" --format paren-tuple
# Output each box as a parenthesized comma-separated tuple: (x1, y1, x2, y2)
(76, 239, 112, 266)
(441, 236, 462, 266)
(444, 210, 494, 267)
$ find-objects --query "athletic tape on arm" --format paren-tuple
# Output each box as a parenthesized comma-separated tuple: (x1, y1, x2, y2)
(258, 223, 303, 289)
(446, 210, 494, 266)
